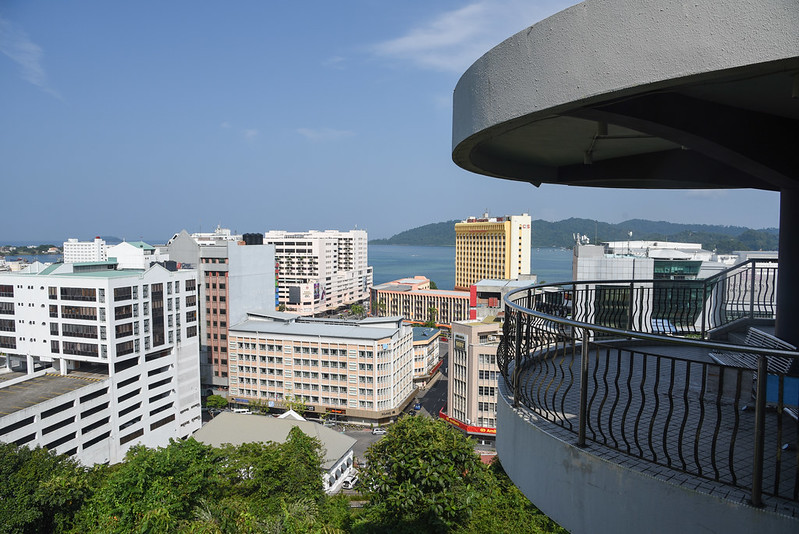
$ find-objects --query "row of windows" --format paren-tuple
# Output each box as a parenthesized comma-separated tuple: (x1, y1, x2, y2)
(477, 370, 499, 381)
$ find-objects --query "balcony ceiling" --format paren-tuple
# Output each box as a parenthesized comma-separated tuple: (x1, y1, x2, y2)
(452, 0, 799, 191)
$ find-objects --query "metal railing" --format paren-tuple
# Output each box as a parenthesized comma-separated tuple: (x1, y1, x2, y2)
(500, 259, 798, 505)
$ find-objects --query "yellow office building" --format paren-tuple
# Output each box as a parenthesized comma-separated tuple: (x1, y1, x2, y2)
(454, 214, 531, 290)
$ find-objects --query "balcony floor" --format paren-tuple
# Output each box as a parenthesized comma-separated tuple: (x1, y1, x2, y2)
(514, 340, 798, 518)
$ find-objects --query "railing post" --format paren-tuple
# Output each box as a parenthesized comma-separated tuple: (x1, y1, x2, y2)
(577, 328, 590, 447)
(751, 354, 767, 507)
(628, 281, 634, 332)
(701, 282, 707, 339)
(749, 262, 756, 320)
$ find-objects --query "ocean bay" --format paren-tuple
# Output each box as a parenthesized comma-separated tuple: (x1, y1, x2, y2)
(369, 245, 573, 290)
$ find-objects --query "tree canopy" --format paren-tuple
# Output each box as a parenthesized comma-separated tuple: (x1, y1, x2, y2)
(2, 420, 565, 534)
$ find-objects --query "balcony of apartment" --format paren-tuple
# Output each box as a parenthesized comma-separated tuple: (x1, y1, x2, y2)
(450, 1, 798, 532)
(497, 260, 798, 533)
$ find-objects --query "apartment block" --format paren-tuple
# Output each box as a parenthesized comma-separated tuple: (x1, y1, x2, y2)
(263, 230, 373, 316)
(412, 326, 441, 387)
(228, 312, 414, 424)
(0, 261, 201, 465)
(444, 319, 501, 444)
(166, 230, 276, 397)
(454, 213, 531, 290)
(63, 237, 107, 263)
(370, 276, 469, 326)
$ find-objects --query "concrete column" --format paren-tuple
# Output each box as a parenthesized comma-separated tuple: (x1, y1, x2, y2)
(776, 189, 799, 375)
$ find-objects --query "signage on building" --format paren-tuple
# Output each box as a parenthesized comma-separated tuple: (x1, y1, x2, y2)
(438, 409, 496, 435)
(454, 337, 466, 351)
(328, 408, 346, 415)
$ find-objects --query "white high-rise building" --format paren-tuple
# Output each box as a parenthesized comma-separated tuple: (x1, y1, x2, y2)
(263, 230, 373, 315)
(0, 261, 201, 465)
(63, 237, 107, 263)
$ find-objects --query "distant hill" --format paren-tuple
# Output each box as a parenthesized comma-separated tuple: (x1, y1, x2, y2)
(370, 218, 778, 254)
(370, 220, 459, 247)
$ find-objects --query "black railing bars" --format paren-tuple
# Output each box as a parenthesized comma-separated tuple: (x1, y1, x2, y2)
(500, 259, 798, 506)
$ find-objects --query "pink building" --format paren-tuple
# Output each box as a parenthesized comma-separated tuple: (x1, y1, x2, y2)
(370, 276, 469, 327)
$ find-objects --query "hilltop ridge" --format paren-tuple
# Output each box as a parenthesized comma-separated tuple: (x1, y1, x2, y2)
(370, 218, 778, 254)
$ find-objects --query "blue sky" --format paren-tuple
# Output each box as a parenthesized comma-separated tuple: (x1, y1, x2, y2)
(0, 1, 779, 244)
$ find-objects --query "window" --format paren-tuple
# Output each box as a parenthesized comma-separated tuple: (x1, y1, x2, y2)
(60, 287, 96, 302)
(61, 305, 96, 320)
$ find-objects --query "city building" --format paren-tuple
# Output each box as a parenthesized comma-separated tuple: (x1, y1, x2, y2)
(370, 276, 469, 326)
(573, 239, 715, 281)
(451, 1, 799, 531)
(468, 278, 536, 321)
(227, 312, 414, 424)
(193, 411, 357, 493)
(263, 230, 373, 316)
(107, 241, 170, 270)
(0, 261, 201, 465)
(411, 326, 441, 387)
(63, 237, 107, 263)
(166, 230, 276, 398)
(443, 319, 501, 445)
(454, 213, 532, 290)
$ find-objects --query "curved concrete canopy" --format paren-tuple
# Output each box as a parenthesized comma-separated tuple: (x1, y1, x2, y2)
(452, 0, 799, 190)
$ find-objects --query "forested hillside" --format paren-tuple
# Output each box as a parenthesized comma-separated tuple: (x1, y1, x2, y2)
(370, 218, 778, 254)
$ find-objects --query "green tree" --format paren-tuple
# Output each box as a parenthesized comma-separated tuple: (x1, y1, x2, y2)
(457, 459, 567, 534)
(424, 306, 438, 328)
(205, 394, 228, 410)
(357, 416, 490, 532)
(278, 303, 287, 312)
(0, 443, 93, 534)
(428, 280, 438, 290)
(350, 303, 365, 318)
(72, 438, 224, 533)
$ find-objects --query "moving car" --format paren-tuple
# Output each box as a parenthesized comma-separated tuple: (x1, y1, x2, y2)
(372, 427, 387, 435)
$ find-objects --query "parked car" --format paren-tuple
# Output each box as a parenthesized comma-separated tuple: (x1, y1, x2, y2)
(413, 402, 422, 410)
(232, 408, 252, 414)
(342, 475, 359, 489)
(372, 427, 387, 435)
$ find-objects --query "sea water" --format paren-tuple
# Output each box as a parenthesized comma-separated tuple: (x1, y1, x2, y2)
(369, 245, 573, 290)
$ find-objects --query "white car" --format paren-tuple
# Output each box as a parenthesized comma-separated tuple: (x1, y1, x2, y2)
(371, 427, 387, 435)
(342, 475, 359, 489)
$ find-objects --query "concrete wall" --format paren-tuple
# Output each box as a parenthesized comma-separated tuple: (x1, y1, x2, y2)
(496, 381, 798, 534)
(227, 243, 276, 325)
(453, 0, 799, 150)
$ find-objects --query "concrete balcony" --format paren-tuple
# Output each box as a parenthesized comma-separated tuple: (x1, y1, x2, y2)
(496, 264, 798, 533)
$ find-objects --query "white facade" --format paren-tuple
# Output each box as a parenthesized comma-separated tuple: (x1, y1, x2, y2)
(228, 313, 414, 423)
(63, 237, 107, 263)
(0, 263, 201, 465)
(444, 320, 501, 442)
(263, 230, 373, 315)
(107, 241, 170, 270)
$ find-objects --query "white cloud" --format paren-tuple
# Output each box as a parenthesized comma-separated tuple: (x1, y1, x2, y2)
(220, 121, 231, 129)
(296, 127, 355, 141)
(0, 15, 61, 98)
(372, 0, 574, 73)
(243, 128, 259, 140)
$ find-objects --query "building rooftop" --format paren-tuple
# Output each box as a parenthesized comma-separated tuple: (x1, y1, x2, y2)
(412, 327, 440, 342)
(231, 317, 400, 341)
(193, 412, 356, 470)
(0, 372, 108, 416)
